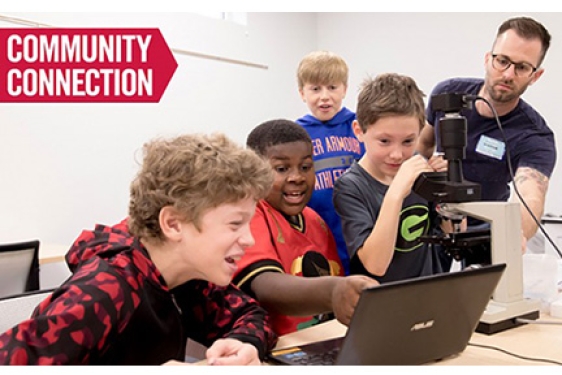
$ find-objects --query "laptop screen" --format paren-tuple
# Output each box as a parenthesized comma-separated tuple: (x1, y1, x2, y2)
(269, 263, 506, 365)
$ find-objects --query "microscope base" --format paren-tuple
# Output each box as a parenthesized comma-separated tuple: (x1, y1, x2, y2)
(476, 299, 540, 334)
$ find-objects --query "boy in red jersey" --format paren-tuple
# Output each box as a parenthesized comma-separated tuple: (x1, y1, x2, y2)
(233, 119, 378, 336)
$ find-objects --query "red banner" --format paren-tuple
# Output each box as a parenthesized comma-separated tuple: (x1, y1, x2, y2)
(0, 28, 178, 103)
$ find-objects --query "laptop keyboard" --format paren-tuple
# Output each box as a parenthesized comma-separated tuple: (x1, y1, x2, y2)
(274, 346, 341, 365)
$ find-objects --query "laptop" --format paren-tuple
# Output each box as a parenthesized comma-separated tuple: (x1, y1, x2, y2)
(268, 263, 506, 366)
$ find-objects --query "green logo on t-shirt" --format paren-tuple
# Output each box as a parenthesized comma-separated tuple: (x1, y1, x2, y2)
(396, 205, 429, 252)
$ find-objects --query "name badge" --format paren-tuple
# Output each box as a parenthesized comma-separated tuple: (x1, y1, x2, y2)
(475, 135, 505, 160)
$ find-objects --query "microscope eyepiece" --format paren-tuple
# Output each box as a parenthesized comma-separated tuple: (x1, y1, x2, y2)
(412, 92, 481, 203)
(431, 93, 474, 113)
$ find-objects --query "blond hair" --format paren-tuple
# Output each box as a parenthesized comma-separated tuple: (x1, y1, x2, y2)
(297, 50, 349, 89)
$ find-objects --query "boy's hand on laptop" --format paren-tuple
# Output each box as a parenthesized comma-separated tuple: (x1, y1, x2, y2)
(332, 275, 379, 325)
(206, 338, 261, 366)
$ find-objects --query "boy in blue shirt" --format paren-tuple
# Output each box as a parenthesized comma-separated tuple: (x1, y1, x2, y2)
(296, 50, 365, 275)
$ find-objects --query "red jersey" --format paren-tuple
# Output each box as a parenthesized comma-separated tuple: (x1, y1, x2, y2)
(233, 200, 343, 336)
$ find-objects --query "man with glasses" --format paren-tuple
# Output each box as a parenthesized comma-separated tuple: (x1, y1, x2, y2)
(417, 16, 556, 268)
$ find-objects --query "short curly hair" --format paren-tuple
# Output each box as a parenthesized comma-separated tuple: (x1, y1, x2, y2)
(246, 119, 312, 157)
(128, 133, 274, 242)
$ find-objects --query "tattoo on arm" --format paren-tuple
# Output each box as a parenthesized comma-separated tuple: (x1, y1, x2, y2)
(514, 167, 549, 195)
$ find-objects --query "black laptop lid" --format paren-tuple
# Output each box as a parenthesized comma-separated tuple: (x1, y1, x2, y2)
(337, 263, 506, 365)
(269, 263, 506, 365)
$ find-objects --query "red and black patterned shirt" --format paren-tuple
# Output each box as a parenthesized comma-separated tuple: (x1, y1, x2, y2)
(0, 219, 277, 364)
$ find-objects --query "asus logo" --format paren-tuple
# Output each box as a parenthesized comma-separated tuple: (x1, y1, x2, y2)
(410, 320, 435, 331)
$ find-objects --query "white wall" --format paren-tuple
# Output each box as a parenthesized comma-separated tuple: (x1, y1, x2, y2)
(0, 12, 317, 247)
(316, 12, 562, 215)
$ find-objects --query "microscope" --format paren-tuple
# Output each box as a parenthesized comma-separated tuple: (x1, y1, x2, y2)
(414, 93, 540, 334)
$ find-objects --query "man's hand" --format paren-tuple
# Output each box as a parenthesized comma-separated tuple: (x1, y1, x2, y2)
(206, 338, 261, 365)
(331, 275, 379, 325)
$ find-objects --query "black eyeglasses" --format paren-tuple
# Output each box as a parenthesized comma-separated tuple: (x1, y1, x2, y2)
(491, 54, 538, 77)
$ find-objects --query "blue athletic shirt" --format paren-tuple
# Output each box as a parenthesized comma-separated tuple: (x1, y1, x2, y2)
(296, 107, 365, 274)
